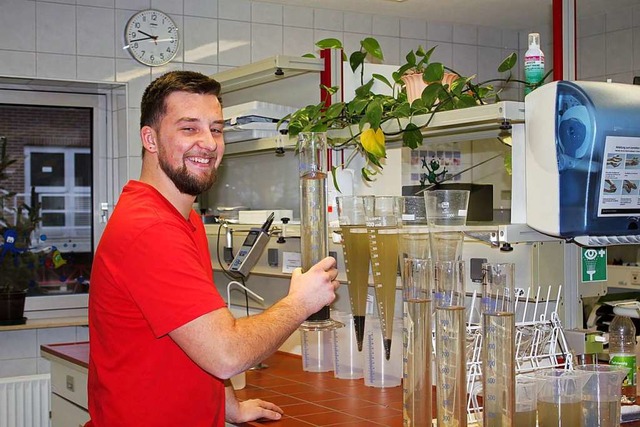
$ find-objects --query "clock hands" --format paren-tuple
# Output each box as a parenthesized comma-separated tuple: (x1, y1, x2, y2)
(125, 30, 159, 48)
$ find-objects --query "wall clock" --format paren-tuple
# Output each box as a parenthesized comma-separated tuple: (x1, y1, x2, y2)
(124, 9, 180, 67)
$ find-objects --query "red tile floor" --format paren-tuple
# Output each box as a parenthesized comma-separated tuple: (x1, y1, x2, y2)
(234, 352, 404, 426)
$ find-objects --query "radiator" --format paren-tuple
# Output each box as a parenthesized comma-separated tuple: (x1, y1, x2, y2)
(0, 374, 50, 427)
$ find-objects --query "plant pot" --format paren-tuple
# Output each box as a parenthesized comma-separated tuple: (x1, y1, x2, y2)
(0, 290, 27, 325)
(401, 72, 458, 103)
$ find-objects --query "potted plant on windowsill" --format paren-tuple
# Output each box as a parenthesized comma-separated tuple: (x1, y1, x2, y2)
(282, 37, 551, 187)
(0, 136, 42, 325)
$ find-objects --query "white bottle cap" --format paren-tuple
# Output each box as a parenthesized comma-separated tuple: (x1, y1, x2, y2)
(528, 33, 540, 48)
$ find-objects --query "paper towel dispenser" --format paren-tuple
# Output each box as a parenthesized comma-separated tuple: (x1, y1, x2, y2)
(526, 80, 640, 246)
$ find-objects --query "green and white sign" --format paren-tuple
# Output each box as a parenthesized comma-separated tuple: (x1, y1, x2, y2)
(581, 247, 607, 282)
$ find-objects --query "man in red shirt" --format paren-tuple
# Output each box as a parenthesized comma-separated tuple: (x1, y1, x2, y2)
(87, 71, 340, 426)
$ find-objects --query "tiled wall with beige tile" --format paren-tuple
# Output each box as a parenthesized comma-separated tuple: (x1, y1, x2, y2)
(0, 0, 550, 378)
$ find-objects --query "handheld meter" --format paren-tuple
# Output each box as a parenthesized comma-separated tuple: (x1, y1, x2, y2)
(228, 213, 274, 278)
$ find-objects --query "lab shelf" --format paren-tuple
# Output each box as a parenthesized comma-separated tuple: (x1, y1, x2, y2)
(213, 55, 324, 94)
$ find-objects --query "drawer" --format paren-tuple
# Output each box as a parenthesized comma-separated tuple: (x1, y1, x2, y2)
(51, 394, 90, 427)
(50, 362, 88, 409)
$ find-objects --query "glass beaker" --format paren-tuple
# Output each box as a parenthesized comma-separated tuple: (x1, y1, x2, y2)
(336, 195, 374, 351)
(363, 314, 403, 388)
(402, 257, 433, 427)
(515, 374, 539, 427)
(331, 310, 364, 379)
(535, 368, 592, 427)
(425, 189, 470, 262)
(297, 132, 341, 331)
(398, 196, 430, 279)
(365, 195, 402, 361)
(434, 260, 467, 427)
(481, 263, 516, 427)
(576, 364, 627, 427)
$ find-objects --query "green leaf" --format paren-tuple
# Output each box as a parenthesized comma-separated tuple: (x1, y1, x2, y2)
(348, 98, 369, 115)
(302, 53, 317, 58)
(402, 123, 423, 149)
(361, 167, 373, 182)
(331, 166, 342, 192)
(365, 99, 383, 129)
(325, 102, 345, 120)
(423, 62, 444, 83)
(355, 78, 375, 97)
(423, 46, 437, 64)
(504, 152, 512, 175)
(405, 50, 417, 68)
(316, 38, 343, 49)
(498, 53, 517, 72)
(421, 83, 441, 108)
(349, 51, 367, 73)
(415, 45, 426, 57)
(361, 37, 384, 61)
(372, 73, 393, 89)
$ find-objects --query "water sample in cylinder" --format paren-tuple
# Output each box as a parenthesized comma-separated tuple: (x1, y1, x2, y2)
(366, 195, 401, 360)
(481, 263, 516, 427)
(337, 195, 374, 351)
(402, 257, 433, 427)
(297, 131, 341, 331)
(434, 260, 467, 427)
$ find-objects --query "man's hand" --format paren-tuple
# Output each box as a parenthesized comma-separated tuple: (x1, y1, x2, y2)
(288, 256, 340, 316)
(226, 398, 283, 423)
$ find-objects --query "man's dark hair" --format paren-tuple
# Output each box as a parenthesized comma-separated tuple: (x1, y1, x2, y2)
(140, 70, 222, 130)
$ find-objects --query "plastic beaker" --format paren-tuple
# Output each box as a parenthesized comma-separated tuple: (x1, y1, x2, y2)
(481, 263, 516, 427)
(336, 195, 374, 352)
(363, 314, 403, 388)
(398, 196, 430, 278)
(331, 311, 364, 379)
(425, 189, 470, 262)
(576, 364, 627, 427)
(365, 195, 402, 361)
(301, 329, 333, 372)
(402, 258, 433, 427)
(515, 375, 539, 427)
(434, 260, 467, 426)
(535, 368, 592, 427)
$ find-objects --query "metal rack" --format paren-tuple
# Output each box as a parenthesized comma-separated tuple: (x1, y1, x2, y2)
(463, 286, 573, 424)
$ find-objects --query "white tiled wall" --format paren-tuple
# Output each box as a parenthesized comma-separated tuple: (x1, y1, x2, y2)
(577, 3, 640, 83)
(0, 0, 550, 377)
(0, 326, 89, 378)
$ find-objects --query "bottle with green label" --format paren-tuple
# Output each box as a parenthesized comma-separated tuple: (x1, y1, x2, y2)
(524, 32, 545, 96)
(609, 314, 637, 403)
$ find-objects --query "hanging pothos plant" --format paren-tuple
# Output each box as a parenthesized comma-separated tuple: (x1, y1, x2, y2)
(279, 37, 551, 188)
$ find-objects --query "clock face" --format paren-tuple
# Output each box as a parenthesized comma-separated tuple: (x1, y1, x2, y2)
(124, 10, 180, 67)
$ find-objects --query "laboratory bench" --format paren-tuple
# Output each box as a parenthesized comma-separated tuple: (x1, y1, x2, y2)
(41, 343, 640, 426)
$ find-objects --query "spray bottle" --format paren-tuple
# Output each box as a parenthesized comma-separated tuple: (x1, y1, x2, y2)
(524, 32, 545, 96)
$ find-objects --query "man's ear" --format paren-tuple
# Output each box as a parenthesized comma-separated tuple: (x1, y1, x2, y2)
(141, 126, 158, 153)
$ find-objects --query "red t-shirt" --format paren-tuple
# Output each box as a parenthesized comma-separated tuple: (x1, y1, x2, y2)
(87, 181, 227, 427)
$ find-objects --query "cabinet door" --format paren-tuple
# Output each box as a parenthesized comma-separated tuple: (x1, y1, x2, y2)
(52, 394, 90, 427)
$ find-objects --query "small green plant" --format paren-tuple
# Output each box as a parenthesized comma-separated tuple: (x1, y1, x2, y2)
(0, 137, 42, 293)
(281, 37, 551, 186)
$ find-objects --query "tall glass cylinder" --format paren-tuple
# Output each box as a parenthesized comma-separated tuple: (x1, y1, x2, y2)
(481, 263, 516, 427)
(402, 258, 433, 427)
(298, 132, 340, 331)
(398, 196, 430, 276)
(337, 195, 373, 351)
(434, 260, 467, 427)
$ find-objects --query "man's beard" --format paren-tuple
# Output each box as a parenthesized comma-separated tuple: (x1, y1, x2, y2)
(158, 149, 217, 196)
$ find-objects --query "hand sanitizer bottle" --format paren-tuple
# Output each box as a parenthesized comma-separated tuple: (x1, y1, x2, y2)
(524, 32, 545, 96)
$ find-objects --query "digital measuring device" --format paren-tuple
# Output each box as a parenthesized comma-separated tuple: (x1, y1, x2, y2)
(228, 212, 274, 278)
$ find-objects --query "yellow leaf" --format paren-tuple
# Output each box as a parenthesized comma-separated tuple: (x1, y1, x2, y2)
(360, 128, 386, 158)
